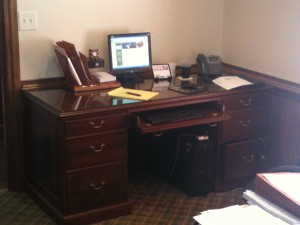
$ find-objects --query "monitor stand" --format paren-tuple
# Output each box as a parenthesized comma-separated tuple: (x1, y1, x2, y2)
(118, 73, 144, 88)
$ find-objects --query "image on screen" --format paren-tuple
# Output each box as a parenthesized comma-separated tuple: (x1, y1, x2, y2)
(108, 32, 152, 75)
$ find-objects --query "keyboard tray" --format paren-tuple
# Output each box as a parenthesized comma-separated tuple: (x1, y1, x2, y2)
(141, 105, 204, 125)
(134, 102, 230, 134)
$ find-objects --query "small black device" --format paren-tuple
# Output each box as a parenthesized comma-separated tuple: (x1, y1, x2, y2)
(171, 134, 215, 196)
(196, 54, 223, 79)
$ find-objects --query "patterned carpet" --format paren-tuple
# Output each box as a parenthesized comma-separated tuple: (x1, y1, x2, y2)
(0, 174, 245, 225)
(0, 188, 55, 225)
(0, 140, 6, 190)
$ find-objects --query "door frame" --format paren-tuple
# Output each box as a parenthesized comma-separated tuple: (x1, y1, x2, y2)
(1, 0, 24, 191)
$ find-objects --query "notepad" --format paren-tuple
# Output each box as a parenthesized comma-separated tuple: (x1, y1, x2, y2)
(107, 87, 159, 101)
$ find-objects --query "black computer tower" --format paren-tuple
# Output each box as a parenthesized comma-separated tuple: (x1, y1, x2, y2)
(128, 125, 217, 196)
(168, 134, 215, 196)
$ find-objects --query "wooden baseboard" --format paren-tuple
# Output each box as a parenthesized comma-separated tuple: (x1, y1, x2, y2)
(0, 124, 4, 141)
(223, 63, 300, 95)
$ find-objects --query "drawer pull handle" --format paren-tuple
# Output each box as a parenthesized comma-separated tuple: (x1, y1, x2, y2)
(89, 120, 105, 129)
(242, 154, 255, 162)
(259, 154, 266, 162)
(90, 180, 105, 191)
(239, 119, 250, 127)
(89, 143, 106, 153)
(240, 98, 252, 106)
(154, 131, 164, 137)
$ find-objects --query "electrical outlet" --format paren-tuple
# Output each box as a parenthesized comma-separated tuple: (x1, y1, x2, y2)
(18, 11, 38, 31)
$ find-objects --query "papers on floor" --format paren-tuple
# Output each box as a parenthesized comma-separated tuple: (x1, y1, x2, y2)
(243, 190, 300, 225)
(193, 204, 289, 225)
(213, 76, 253, 90)
(107, 87, 159, 101)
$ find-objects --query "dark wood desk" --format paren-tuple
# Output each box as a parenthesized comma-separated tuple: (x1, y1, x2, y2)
(22, 76, 272, 225)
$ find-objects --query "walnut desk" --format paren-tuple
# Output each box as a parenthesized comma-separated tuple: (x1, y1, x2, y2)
(22, 76, 271, 225)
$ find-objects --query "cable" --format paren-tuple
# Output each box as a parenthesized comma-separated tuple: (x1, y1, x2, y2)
(166, 133, 198, 180)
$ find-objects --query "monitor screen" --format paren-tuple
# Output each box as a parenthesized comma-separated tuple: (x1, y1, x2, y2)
(108, 32, 152, 75)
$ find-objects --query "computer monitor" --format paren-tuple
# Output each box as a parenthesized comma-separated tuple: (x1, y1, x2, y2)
(108, 32, 152, 82)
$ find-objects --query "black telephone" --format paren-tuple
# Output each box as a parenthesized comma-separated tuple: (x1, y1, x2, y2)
(196, 54, 223, 77)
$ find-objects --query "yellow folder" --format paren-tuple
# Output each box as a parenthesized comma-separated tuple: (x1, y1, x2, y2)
(107, 87, 159, 101)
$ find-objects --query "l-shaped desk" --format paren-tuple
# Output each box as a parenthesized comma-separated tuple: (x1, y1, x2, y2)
(22, 75, 272, 225)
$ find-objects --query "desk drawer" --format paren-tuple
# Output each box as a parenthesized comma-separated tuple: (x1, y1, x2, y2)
(64, 112, 128, 137)
(65, 130, 127, 170)
(222, 137, 269, 181)
(220, 108, 268, 142)
(223, 93, 269, 111)
(66, 162, 128, 213)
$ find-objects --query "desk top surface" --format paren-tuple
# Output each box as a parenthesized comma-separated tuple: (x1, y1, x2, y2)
(23, 75, 269, 115)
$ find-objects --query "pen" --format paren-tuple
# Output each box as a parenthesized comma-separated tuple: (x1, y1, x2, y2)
(126, 92, 141, 97)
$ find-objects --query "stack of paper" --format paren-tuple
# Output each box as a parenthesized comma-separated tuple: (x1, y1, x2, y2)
(92, 72, 116, 83)
(193, 205, 289, 225)
(213, 76, 253, 90)
(55, 41, 96, 86)
(255, 173, 300, 218)
(54, 41, 122, 91)
(243, 190, 300, 225)
(54, 45, 83, 86)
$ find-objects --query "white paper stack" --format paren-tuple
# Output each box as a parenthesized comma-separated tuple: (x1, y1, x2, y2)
(193, 204, 289, 225)
(255, 173, 300, 219)
(92, 72, 116, 83)
(243, 190, 300, 225)
(213, 76, 253, 90)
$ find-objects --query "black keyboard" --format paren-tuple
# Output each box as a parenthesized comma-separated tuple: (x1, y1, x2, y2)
(142, 106, 204, 125)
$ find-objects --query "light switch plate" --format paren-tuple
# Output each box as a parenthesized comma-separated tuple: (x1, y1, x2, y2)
(18, 11, 38, 31)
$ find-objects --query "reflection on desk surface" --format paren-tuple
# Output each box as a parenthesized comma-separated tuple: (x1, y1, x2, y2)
(112, 98, 141, 106)
(151, 80, 170, 92)
(25, 74, 266, 113)
(169, 74, 225, 94)
(121, 74, 226, 94)
(61, 91, 110, 111)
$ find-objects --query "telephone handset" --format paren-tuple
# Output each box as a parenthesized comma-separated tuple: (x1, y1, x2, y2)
(196, 54, 223, 77)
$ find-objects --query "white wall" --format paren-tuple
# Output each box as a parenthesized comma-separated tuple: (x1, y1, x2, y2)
(18, 0, 224, 80)
(222, 0, 300, 83)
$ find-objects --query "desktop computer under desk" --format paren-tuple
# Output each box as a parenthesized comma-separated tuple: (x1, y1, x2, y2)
(22, 76, 272, 225)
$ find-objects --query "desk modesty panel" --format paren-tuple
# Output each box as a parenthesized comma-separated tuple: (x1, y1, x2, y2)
(22, 75, 272, 225)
